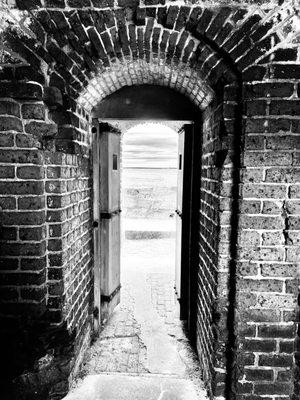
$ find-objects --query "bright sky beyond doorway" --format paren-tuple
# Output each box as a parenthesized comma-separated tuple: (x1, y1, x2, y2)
(123, 123, 178, 169)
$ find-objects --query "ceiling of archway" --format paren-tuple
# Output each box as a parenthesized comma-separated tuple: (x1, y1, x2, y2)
(0, 0, 299, 112)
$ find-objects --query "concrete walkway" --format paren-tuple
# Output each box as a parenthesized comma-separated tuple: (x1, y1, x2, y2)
(64, 236, 207, 400)
(64, 375, 200, 400)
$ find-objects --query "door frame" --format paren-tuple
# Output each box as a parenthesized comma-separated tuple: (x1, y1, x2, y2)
(91, 118, 202, 342)
(179, 122, 202, 346)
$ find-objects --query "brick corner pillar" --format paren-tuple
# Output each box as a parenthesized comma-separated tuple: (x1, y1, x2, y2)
(0, 80, 58, 395)
(235, 74, 300, 399)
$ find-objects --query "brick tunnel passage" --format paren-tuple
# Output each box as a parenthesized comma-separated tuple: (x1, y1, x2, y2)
(64, 122, 207, 400)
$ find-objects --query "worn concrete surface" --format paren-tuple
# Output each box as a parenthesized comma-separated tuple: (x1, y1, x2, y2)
(64, 374, 200, 400)
(65, 226, 207, 400)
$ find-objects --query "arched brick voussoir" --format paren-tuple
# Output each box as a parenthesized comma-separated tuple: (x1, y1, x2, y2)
(77, 59, 215, 112)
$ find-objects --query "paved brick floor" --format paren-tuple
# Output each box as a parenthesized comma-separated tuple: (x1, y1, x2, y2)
(73, 236, 206, 399)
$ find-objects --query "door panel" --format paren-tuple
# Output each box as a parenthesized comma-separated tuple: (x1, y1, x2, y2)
(175, 130, 184, 300)
(92, 120, 101, 333)
(99, 124, 121, 322)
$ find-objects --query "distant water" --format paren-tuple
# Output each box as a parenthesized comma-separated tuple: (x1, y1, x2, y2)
(121, 168, 178, 219)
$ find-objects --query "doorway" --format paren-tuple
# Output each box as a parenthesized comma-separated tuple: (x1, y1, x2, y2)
(92, 120, 200, 341)
(75, 120, 204, 397)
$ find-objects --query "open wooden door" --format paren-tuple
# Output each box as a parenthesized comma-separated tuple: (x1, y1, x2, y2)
(175, 124, 195, 322)
(175, 129, 184, 301)
(99, 122, 121, 322)
(92, 121, 101, 334)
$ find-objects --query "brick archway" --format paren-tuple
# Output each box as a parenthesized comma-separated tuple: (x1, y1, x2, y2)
(0, 2, 299, 400)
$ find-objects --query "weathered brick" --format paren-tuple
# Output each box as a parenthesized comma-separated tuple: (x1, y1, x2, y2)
(245, 368, 274, 381)
(21, 104, 45, 120)
(254, 383, 291, 395)
(0, 166, 15, 179)
(0, 181, 44, 195)
(266, 136, 300, 150)
(285, 200, 300, 214)
(0, 82, 43, 100)
(20, 287, 46, 302)
(0, 116, 23, 132)
(289, 185, 300, 198)
(20, 256, 46, 271)
(265, 168, 300, 183)
(0, 258, 19, 271)
(25, 121, 57, 138)
(0, 150, 43, 164)
(244, 152, 292, 167)
(0, 269, 46, 285)
(18, 196, 45, 210)
(17, 166, 45, 180)
(0, 197, 16, 210)
(0, 241, 46, 257)
(1, 210, 45, 225)
(269, 100, 300, 116)
(243, 82, 294, 99)
(262, 200, 282, 214)
(243, 184, 287, 199)
(244, 100, 266, 117)
(240, 214, 284, 230)
(0, 133, 14, 148)
(272, 64, 300, 79)
(19, 226, 46, 241)
(0, 101, 20, 117)
(256, 293, 296, 309)
(261, 231, 283, 246)
(238, 278, 282, 293)
(258, 324, 295, 339)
